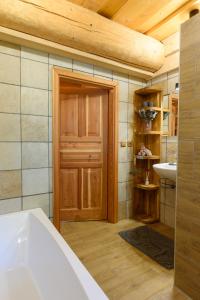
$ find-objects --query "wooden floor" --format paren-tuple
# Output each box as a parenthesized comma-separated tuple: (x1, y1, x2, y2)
(61, 219, 190, 300)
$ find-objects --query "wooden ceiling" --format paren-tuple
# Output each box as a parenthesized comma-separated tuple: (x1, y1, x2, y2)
(68, 0, 200, 40)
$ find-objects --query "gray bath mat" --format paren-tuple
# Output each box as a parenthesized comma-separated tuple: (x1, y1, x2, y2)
(119, 226, 174, 269)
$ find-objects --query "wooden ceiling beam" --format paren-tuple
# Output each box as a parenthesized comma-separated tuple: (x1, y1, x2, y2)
(111, 0, 188, 32)
(98, 0, 128, 18)
(146, 0, 200, 40)
(67, 0, 109, 12)
(0, 0, 164, 72)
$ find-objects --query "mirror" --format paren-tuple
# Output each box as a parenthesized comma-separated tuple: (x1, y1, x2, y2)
(169, 94, 178, 136)
(162, 93, 179, 136)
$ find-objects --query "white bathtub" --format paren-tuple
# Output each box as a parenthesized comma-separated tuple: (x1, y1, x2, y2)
(0, 208, 108, 300)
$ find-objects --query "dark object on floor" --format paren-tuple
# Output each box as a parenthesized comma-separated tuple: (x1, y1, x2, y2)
(119, 225, 174, 269)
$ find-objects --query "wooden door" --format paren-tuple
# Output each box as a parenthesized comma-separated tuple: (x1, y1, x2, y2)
(59, 83, 108, 221)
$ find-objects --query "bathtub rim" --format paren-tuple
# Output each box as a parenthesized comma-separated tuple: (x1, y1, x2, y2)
(0, 208, 108, 300)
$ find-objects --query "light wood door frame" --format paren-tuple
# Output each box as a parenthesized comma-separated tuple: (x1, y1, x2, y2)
(53, 67, 118, 230)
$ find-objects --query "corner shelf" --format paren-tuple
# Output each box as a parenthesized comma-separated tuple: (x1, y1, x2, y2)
(163, 108, 170, 112)
(136, 131, 161, 135)
(133, 88, 161, 224)
(136, 183, 159, 191)
(135, 155, 160, 160)
(135, 214, 159, 224)
(136, 107, 161, 112)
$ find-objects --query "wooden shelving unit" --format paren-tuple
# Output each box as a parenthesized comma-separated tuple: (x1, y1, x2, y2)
(133, 88, 162, 224)
(135, 155, 160, 160)
(136, 183, 160, 191)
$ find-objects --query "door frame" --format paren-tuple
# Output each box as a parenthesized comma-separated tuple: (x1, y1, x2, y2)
(53, 67, 118, 230)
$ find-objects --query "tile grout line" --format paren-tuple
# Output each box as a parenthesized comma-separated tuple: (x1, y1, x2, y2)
(48, 54, 51, 218)
(0, 111, 49, 117)
(19, 45, 23, 211)
(0, 192, 51, 202)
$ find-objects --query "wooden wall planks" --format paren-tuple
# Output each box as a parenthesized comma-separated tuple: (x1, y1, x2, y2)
(175, 13, 200, 299)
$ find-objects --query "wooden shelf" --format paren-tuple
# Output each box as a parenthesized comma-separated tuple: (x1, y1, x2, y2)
(135, 214, 159, 224)
(136, 131, 161, 135)
(135, 88, 161, 95)
(163, 108, 170, 112)
(136, 183, 160, 191)
(136, 107, 161, 112)
(135, 155, 160, 160)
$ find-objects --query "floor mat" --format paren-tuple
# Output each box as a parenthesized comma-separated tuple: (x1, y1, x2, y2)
(119, 225, 174, 269)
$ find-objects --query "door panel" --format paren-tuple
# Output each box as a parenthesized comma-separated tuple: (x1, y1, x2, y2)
(87, 95, 101, 136)
(60, 95, 78, 137)
(60, 169, 79, 209)
(82, 168, 102, 209)
(59, 84, 108, 221)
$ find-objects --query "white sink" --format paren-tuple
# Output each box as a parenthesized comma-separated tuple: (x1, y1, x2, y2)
(153, 163, 177, 182)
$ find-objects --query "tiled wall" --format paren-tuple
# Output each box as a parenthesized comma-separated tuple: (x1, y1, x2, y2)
(147, 70, 179, 228)
(0, 40, 145, 220)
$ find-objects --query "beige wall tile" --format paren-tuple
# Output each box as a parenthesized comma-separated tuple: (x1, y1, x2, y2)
(161, 142, 167, 162)
(128, 123, 134, 141)
(128, 103, 134, 123)
(126, 181, 133, 201)
(119, 123, 127, 141)
(49, 117, 52, 142)
(165, 188, 176, 207)
(0, 198, 21, 215)
(49, 168, 53, 192)
(167, 142, 177, 162)
(49, 143, 52, 167)
(113, 72, 128, 82)
(0, 170, 21, 200)
(0, 83, 20, 113)
(118, 81, 128, 102)
(119, 101, 128, 122)
(0, 143, 21, 170)
(22, 142, 48, 169)
(127, 146, 133, 162)
(163, 95, 169, 109)
(168, 76, 179, 94)
(21, 115, 48, 142)
(0, 113, 20, 141)
(164, 205, 175, 228)
(0, 41, 20, 56)
(49, 54, 72, 68)
(118, 163, 127, 182)
(21, 58, 48, 89)
(22, 168, 49, 196)
(118, 182, 126, 202)
(168, 69, 179, 79)
(21, 87, 48, 116)
(0, 53, 20, 85)
(94, 66, 113, 79)
(23, 193, 49, 216)
(160, 185, 165, 204)
(129, 76, 144, 85)
(118, 200, 127, 220)
(152, 74, 167, 85)
(50, 193, 53, 218)
(126, 162, 134, 182)
(118, 144, 128, 162)
(73, 60, 93, 74)
(49, 91, 52, 116)
(128, 83, 141, 103)
(21, 47, 48, 63)
(49, 65, 53, 91)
